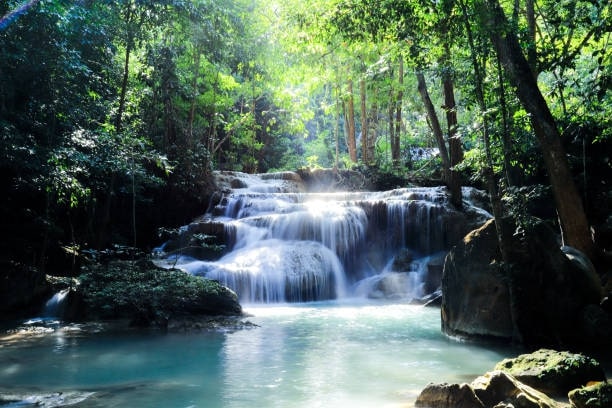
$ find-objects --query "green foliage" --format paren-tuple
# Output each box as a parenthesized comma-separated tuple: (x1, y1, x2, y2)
(0, 0, 610, 267)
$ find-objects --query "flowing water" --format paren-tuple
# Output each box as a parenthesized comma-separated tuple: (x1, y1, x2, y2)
(160, 171, 491, 303)
(0, 301, 515, 407)
(0, 172, 514, 407)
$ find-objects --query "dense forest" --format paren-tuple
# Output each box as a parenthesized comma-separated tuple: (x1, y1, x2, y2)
(1, 0, 610, 276)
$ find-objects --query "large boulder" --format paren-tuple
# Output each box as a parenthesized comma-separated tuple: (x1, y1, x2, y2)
(442, 219, 605, 346)
(568, 381, 612, 408)
(78, 259, 242, 327)
(0, 260, 50, 317)
(415, 382, 485, 408)
(415, 370, 563, 408)
(441, 219, 515, 340)
(494, 349, 606, 397)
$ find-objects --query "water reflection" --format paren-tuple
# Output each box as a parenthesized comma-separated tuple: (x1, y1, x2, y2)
(0, 303, 516, 407)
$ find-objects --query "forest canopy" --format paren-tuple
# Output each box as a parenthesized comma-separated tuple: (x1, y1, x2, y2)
(0, 0, 610, 267)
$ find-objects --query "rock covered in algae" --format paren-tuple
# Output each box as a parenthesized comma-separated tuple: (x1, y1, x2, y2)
(494, 349, 606, 397)
(568, 381, 612, 408)
(415, 370, 563, 408)
(78, 259, 242, 327)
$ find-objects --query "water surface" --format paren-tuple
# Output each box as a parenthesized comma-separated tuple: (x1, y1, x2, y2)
(1, 302, 514, 407)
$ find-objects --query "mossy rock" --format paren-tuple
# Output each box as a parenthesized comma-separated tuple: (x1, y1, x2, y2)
(78, 259, 242, 327)
(494, 349, 606, 397)
(569, 381, 612, 408)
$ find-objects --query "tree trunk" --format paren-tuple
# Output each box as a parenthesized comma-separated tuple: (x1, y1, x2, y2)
(525, 0, 537, 76)
(116, 36, 132, 134)
(367, 87, 378, 163)
(481, 0, 594, 257)
(392, 57, 404, 165)
(188, 48, 202, 144)
(442, 69, 463, 209)
(416, 71, 451, 182)
(360, 78, 368, 163)
(496, 52, 518, 187)
(346, 79, 357, 162)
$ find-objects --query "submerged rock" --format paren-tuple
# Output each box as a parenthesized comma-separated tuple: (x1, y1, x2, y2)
(0, 390, 94, 407)
(494, 349, 606, 397)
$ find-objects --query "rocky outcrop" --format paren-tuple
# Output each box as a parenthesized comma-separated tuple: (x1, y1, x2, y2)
(568, 381, 612, 408)
(76, 259, 242, 327)
(416, 370, 562, 408)
(494, 349, 606, 397)
(442, 219, 605, 346)
(0, 261, 50, 318)
(441, 219, 515, 340)
(415, 349, 609, 408)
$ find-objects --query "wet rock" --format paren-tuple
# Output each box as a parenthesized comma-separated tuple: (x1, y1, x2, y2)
(0, 261, 50, 318)
(442, 219, 605, 346)
(442, 219, 515, 340)
(0, 390, 94, 407)
(415, 371, 562, 408)
(367, 272, 415, 300)
(424, 252, 446, 294)
(78, 259, 242, 327)
(471, 370, 561, 408)
(296, 167, 370, 192)
(391, 248, 415, 271)
(494, 349, 606, 397)
(568, 381, 612, 408)
(415, 382, 485, 408)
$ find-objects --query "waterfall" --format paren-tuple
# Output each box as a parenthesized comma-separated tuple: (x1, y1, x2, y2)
(42, 288, 70, 318)
(160, 171, 490, 303)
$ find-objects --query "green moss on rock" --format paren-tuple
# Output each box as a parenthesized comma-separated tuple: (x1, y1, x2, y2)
(569, 381, 612, 408)
(494, 349, 606, 397)
(79, 259, 242, 327)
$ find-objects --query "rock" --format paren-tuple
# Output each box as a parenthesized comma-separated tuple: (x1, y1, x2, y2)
(0, 260, 50, 317)
(441, 219, 515, 340)
(0, 390, 94, 407)
(415, 371, 563, 408)
(372, 272, 414, 299)
(494, 349, 606, 397)
(471, 370, 561, 408)
(296, 168, 370, 192)
(415, 382, 485, 408)
(391, 248, 415, 271)
(424, 252, 446, 294)
(442, 219, 605, 346)
(580, 304, 612, 345)
(568, 381, 612, 408)
(78, 259, 242, 327)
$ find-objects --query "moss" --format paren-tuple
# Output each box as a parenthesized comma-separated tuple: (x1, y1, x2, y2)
(494, 349, 606, 396)
(569, 381, 612, 408)
(78, 259, 241, 327)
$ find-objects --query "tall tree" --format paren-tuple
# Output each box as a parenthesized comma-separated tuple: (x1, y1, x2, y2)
(345, 79, 358, 162)
(476, 0, 594, 256)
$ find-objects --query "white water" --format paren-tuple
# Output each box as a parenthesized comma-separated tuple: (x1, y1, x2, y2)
(42, 289, 70, 318)
(0, 302, 516, 407)
(162, 172, 491, 303)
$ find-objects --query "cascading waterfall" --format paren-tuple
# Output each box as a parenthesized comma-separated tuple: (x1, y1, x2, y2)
(160, 171, 490, 303)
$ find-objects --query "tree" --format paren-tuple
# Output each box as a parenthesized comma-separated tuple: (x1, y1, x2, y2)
(475, 0, 594, 257)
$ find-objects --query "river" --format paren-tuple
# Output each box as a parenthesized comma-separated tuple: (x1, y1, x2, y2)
(0, 301, 514, 407)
